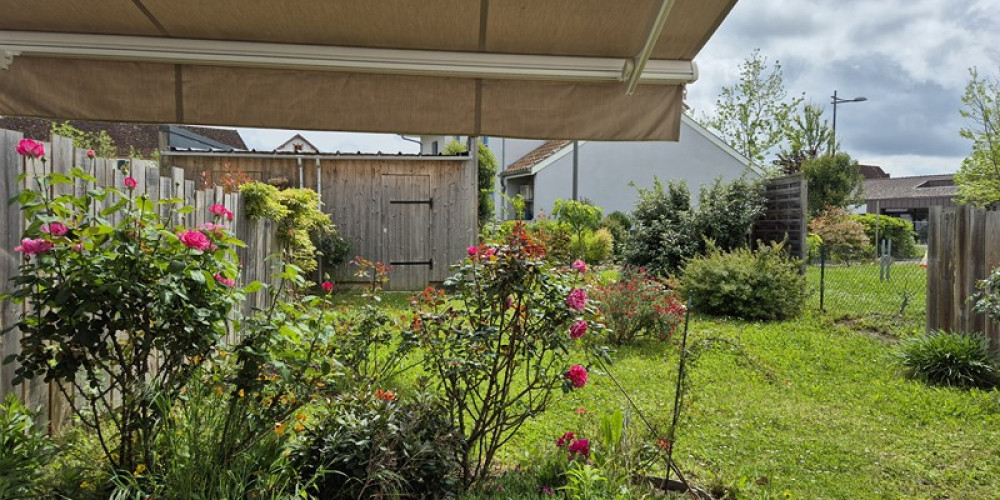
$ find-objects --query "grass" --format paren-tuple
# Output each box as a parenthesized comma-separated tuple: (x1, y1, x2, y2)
(330, 265, 1000, 499)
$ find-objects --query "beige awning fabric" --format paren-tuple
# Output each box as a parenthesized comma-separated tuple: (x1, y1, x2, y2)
(0, 0, 735, 141)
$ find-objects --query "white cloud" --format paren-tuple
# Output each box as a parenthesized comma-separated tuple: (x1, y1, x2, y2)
(237, 128, 420, 154)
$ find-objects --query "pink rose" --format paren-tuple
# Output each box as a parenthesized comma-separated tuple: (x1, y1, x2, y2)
(572, 259, 587, 273)
(209, 204, 234, 221)
(322, 281, 334, 292)
(41, 222, 68, 237)
(71, 243, 84, 253)
(568, 438, 590, 457)
(15, 139, 45, 159)
(566, 288, 587, 312)
(569, 320, 587, 339)
(214, 274, 236, 287)
(565, 364, 588, 388)
(179, 230, 211, 251)
(467, 246, 478, 256)
(14, 238, 53, 255)
(555, 431, 575, 448)
(124, 177, 137, 190)
(86, 149, 96, 159)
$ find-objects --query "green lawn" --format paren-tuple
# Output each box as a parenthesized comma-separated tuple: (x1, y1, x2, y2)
(805, 262, 926, 336)
(332, 268, 1000, 499)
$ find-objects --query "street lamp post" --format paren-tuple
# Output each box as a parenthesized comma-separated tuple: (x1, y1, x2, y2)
(830, 90, 868, 153)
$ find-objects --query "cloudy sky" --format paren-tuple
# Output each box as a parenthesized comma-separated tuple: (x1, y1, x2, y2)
(239, 0, 1000, 177)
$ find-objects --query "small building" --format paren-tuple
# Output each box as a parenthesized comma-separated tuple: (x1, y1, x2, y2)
(862, 174, 959, 242)
(492, 114, 751, 218)
(162, 147, 476, 291)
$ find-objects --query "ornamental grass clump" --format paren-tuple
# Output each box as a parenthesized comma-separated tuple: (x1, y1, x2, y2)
(3, 147, 244, 473)
(897, 331, 999, 389)
(409, 225, 605, 486)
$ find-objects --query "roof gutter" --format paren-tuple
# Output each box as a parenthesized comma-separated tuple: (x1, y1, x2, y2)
(0, 30, 698, 85)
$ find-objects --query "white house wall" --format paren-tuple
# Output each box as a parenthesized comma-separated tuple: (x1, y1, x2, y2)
(526, 120, 748, 217)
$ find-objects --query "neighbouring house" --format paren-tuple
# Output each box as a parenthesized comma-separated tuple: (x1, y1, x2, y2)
(161, 145, 476, 291)
(488, 114, 751, 218)
(862, 173, 959, 242)
(860, 164, 890, 180)
(0, 117, 246, 156)
(275, 133, 319, 153)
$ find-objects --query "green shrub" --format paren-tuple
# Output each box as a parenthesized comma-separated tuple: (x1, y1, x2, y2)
(975, 266, 1000, 321)
(444, 140, 498, 228)
(682, 242, 806, 320)
(574, 228, 614, 264)
(530, 219, 574, 264)
(600, 211, 632, 259)
(806, 232, 823, 264)
(849, 214, 919, 259)
(897, 331, 999, 388)
(294, 391, 463, 499)
(0, 395, 53, 499)
(624, 178, 697, 275)
(692, 176, 766, 254)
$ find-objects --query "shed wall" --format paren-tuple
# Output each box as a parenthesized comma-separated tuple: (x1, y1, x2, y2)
(162, 154, 476, 289)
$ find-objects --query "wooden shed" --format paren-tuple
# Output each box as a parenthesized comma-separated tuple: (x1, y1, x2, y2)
(162, 150, 477, 291)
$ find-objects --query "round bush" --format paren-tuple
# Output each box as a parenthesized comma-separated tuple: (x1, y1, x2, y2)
(897, 331, 999, 388)
(849, 214, 919, 259)
(681, 242, 806, 321)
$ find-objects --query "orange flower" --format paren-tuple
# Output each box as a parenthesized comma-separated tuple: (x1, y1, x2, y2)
(274, 422, 286, 436)
(375, 389, 397, 401)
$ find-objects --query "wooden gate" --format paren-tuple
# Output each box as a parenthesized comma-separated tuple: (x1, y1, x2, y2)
(381, 174, 432, 290)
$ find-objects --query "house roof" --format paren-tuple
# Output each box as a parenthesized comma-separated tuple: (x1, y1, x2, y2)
(501, 140, 573, 176)
(859, 164, 890, 180)
(0, 117, 245, 155)
(276, 133, 319, 152)
(0, 1, 736, 141)
(498, 113, 750, 178)
(863, 174, 959, 201)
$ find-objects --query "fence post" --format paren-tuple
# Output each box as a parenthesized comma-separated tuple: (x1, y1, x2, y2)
(820, 244, 826, 312)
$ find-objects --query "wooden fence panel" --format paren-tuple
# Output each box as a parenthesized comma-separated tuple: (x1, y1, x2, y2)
(752, 173, 807, 262)
(927, 205, 1000, 354)
(0, 130, 277, 430)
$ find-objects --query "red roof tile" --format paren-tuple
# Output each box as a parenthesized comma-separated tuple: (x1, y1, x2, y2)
(501, 140, 572, 175)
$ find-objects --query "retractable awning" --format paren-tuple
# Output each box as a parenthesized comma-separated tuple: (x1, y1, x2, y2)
(0, 0, 736, 141)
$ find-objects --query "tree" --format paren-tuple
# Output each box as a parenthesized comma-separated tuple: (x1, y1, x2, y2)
(801, 152, 863, 216)
(444, 139, 499, 226)
(701, 49, 803, 173)
(955, 67, 1000, 207)
(552, 198, 603, 258)
(775, 103, 834, 173)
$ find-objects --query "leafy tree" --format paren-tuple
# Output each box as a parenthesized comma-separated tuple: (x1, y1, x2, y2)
(693, 176, 766, 253)
(444, 139, 499, 226)
(801, 152, 863, 216)
(553, 198, 603, 258)
(955, 67, 1000, 207)
(775, 103, 834, 173)
(624, 178, 697, 275)
(701, 49, 803, 173)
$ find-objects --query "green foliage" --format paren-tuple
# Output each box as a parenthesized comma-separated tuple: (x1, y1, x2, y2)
(411, 226, 604, 485)
(849, 214, 919, 259)
(496, 219, 575, 264)
(806, 232, 823, 264)
(595, 268, 685, 344)
(955, 67, 1000, 207)
(554, 199, 604, 259)
(574, 228, 614, 264)
(294, 390, 463, 499)
(600, 211, 632, 259)
(693, 176, 766, 252)
(808, 206, 870, 263)
(801, 152, 863, 216)
(0, 395, 53, 499)
(682, 242, 806, 320)
(775, 103, 832, 173)
(444, 139, 499, 226)
(6, 166, 244, 473)
(624, 178, 697, 275)
(51, 121, 117, 158)
(241, 182, 345, 272)
(897, 331, 999, 388)
(974, 265, 1000, 321)
(700, 49, 803, 172)
(625, 177, 766, 275)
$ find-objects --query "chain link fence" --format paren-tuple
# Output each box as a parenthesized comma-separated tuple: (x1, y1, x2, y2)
(807, 241, 926, 329)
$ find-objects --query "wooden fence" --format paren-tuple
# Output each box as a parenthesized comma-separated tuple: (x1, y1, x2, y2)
(752, 173, 808, 261)
(926, 205, 1000, 353)
(0, 129, 277, 429)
